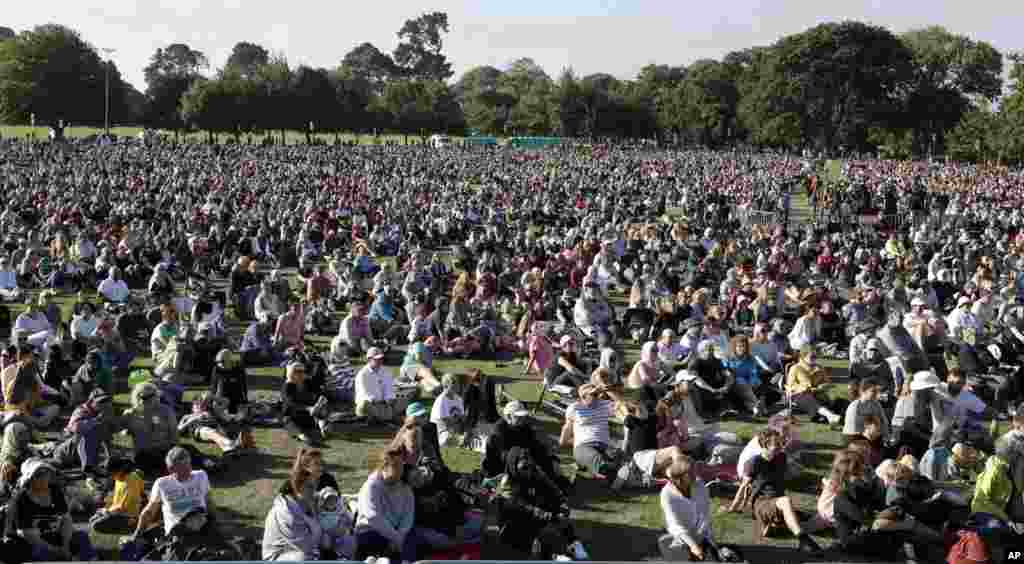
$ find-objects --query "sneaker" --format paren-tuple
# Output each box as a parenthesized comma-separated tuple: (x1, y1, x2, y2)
(798, 533, 824, 556)
(318, 419, 330, 436)
(611, 462, 633, 490)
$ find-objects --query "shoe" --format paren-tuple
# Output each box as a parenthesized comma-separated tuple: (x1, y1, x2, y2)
(612, 463, 632, 490)
(720, 408, 739, 418)
(798, 533, 824, 556)
(318, 419, 330, 436)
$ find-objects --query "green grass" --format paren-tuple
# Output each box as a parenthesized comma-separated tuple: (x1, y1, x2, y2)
(14, 189, 989, 561)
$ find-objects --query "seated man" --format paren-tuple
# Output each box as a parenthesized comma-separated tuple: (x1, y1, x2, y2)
(0, 256, 22, 301)
(273, 300, 306, 351)
(132, 446, 215, 540)
(122, 382, 216, 475)
(483, 401, 561, 481)
(240, 319, 285, 367)
(354, 347, 403, 423)
(12, 300, 55, 354)
(98, 266, 131, 303)
(338, 302, 374, 356)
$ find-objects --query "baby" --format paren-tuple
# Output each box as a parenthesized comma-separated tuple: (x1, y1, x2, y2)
(318, 487, 356, 559)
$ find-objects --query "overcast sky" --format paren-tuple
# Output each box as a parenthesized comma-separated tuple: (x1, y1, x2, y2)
(6, 0, 1024, 91)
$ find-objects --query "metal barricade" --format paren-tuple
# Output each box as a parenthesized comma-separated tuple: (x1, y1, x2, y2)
(744, 209, 778, 226)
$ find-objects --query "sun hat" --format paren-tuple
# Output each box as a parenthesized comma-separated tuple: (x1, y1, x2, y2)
(503, 400, 529, 417)
(909, 370, 942, 391)
(675, 370, 698, 383)
(18, 458, 56, 489)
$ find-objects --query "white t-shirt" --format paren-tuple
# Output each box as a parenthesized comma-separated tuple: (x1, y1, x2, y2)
(430, 393, 465, 437)
(151, 470, 210, 534)
(737, 437, 762, 479)
(565, 400, 613, 449)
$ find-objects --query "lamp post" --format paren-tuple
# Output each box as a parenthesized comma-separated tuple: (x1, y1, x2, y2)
(101, 48, 116, 137)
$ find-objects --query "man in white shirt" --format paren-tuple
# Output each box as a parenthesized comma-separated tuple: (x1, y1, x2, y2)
(0, 257, 22, 301)
(354, 347, 401, 423)
(98, 266, 131, 303)
(134, 447, 213, 537)
(13, 301, 54, 352)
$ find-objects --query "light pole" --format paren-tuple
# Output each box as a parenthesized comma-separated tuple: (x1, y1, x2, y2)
(101, 48, 116, 137)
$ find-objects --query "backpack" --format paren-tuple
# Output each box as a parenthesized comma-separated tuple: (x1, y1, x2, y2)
(947, 530, 990, 564)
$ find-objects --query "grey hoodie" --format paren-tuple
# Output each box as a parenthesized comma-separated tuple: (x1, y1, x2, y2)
(262, 493, 323, 561)
(355, 471, 415, 547)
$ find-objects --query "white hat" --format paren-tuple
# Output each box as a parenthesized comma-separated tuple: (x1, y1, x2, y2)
(675, 370, 698, 383)
(503, 400, 529, 417)
(909, 370, 942, 391)
(865, 338, 882, 351)
(911, 296, 925, 307)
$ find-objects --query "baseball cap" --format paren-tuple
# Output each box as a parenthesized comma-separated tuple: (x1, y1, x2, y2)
(366, 347, 385, 360)
(503, 401, 529, 417)
(405, 402, 428, 418)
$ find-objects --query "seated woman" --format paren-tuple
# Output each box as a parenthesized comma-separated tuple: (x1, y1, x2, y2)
(97, 266, 131, 303)
(398, 342, 441, 397)
(208, 349, 249, 418)
(147, 263, 174, 299)
(806, 449, 864, 534)
(545, 335, 590, 388)
(254, 279, 286, 324)
(262, 449, 325, 561)
(15, 459, 98, 561)
(627, 341, 671, 391)
(2, 344, 61, 429)
(560, 383, 624, 479)
(919, 442, 984, 482)
(0, 256, 22, 302)
(881, 458, 969, 532)
(659, 455, 735, 561)
(150, 303, 190, 385)
(282, 362, 328, 447)
(354, 448, 423, 562)
(722, 335, 764, 416)
(723, 428, 823, 555)
(785, 345, 842, 425)
(430, 373, 487, 451)
(12, 300, 55, 355)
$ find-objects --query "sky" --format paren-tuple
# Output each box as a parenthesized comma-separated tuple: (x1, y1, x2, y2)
(5, 0, 1024, 92)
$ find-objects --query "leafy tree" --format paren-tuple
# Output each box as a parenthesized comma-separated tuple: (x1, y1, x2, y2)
(340, 42, 396, 96)
(901, 26, 1003, 154)
(290, 66, 339, 137)
(0, 24, 128, 125)
(143, 43, 208, 129)
(0, 27, 14, 40)
(682, 59, 739, 145)
(553, 68, 585, 137)
(393, 12, 453, 81)
(225, 41, 269, 78)
(770, 21, 915, 152)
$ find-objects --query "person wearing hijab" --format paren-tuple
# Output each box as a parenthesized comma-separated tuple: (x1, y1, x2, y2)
(627, 341, 670, 390)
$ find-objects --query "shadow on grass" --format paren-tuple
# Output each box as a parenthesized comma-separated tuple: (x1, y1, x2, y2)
(571, 518, 663, 560)
(215, 450, 293, 487)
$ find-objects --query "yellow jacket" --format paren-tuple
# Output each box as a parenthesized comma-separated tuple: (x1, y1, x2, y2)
(786, 362, 829, 395)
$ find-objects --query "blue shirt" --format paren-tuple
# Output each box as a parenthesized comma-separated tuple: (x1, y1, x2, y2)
(368, 297, 394, 322)
(240, 323, 271, 353)
(724, 358, 761, 387)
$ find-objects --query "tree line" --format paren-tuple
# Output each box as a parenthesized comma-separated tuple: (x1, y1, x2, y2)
(0, 17, 1023, 162)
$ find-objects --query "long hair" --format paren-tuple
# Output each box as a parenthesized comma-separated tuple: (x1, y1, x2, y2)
(284, 447, 322, 496)
(666, 455, 693, 497)
(827, 449, 865, 494)
(728, 335, 751, 360)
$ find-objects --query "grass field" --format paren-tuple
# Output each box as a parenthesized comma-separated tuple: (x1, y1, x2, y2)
(0, 125, 456, 145)
(6, 183, 995, 562)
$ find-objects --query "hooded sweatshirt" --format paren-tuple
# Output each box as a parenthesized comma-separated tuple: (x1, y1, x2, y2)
(262, 493, 323, 561)
(355, 471, 415, 547)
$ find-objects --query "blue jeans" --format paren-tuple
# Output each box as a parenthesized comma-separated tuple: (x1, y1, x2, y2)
(32, 530, 96, 561)
(355, 529, 427, 562)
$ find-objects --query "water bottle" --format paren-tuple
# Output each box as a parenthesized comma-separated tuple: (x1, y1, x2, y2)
(571, 540, 590, 560)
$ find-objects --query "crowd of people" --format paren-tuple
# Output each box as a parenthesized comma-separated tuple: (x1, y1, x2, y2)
(0, 134, 1021, 563)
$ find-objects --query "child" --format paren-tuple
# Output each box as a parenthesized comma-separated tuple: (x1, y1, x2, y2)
(89, 458, 145, 535)
(845, 416, 884, 469)
(919, 441, 984, 482)
(655, 383, 689, 450)
(317, 487, 356, 559)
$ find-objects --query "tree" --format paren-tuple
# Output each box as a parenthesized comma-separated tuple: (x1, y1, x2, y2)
(769, 21, 916, 151)
(340, 42, 396, 96)
(0, 24, 128, 125)
(225, 41, 269, 78)
(0, 27, 14, 40)
(901, 26, 1003, 154)
(143, 43, 208, 129)
(553, 68, 585, 137)
(393, 12, 453, 81)
(682, 59, 739, 145)
(290, 66, 339, 136)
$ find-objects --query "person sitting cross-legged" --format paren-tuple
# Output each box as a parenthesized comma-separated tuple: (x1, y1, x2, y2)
(659, 455, 739, 562)
(722, 427, 824, 555)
